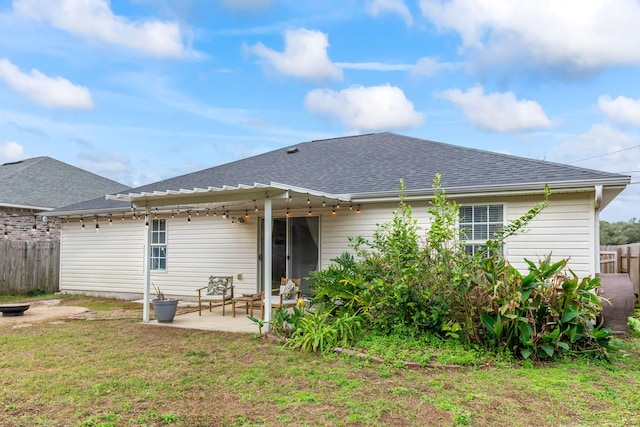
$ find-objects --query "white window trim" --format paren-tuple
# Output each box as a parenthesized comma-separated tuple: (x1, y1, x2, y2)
(459, 203, 505, 254)
(150, 219, 167, 271)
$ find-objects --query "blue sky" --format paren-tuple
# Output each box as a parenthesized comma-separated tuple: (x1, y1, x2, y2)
(0, 0, 639, 221)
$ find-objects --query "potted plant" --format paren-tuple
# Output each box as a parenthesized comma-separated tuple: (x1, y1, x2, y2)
(151, 284, 179, 323)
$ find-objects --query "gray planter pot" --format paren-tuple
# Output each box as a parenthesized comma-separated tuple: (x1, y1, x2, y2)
(152, 298, 179, 323)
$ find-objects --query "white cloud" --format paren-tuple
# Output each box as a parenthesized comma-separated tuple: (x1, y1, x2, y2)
(598, 95, 640, 127)
(367, 0, 413, 27)
(76, 151, 132, 184)
(0, 141, 26, 162)
(410, 56, 460, 77)
(247, 28, 343, 83)
(420, 0, 640, 73)
(0, 58, 94, 109)
(13, 0, 188, 58)
(336, 62, 411, 71)
(554, 124, 639, 172)
(552, 124, 640, 221)
(437, 85, 554, 133)
(304, 84, 424, 131)
(219, 0, 274, 12)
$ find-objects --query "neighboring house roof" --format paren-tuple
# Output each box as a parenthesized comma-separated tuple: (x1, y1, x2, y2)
(49, 133, 631, 214)
(0, 156, 129, 210)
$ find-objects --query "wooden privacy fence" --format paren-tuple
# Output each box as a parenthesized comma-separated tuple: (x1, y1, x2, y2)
(600, 243, 640, 302)
(0, 240, 60, 295)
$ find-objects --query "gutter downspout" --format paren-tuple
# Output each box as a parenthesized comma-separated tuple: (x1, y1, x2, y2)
(143, 210, 151, 322)
(594, 186, 602, 275)
(263, 198, 272, 332)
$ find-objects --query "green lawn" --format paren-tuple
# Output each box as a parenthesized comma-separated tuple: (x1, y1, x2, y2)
(1, 296, 639, 427)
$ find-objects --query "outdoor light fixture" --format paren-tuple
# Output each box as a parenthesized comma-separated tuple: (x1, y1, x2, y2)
(109, 214, 113, 225)
(307, 194, 310, 205)
(95, 223, 100, 233)
(332, 206, 336, 215)
(3, 224, 8, 240)
(254, 200, 259, 211)
(356, 205, 361, 214)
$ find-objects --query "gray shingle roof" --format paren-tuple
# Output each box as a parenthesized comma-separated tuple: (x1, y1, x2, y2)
(0, 157, 129, 209)
(50, 132, 630, 213)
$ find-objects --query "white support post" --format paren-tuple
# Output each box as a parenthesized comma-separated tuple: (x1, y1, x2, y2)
(142, 210, 151, 323)
(263, 198, 272, 331)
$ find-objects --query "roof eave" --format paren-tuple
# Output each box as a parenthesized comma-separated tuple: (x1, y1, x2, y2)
(351, 177, 631, 203)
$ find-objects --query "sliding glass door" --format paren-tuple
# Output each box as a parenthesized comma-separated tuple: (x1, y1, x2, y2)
(259, 216, 319, 295)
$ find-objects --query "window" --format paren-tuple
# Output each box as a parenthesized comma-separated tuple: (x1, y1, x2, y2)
(150, 219, 167, 270)
(459, 205, 503, 254)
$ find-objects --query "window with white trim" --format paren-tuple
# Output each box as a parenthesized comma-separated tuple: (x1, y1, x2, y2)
(150, 219, 167, 270)
(459, 204, 503, 254)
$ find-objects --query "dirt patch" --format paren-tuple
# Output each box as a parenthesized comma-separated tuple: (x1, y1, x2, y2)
(0, 299, 88, 326)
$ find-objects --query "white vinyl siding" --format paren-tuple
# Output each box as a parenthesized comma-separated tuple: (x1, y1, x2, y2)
(60, 220, 145, 297)
(58, 190, 597, 299)
(60, 214, 259, 299)
(320, 201, 432, 269)
(503, 192, 594, 278)
(320, 193, 595, 278)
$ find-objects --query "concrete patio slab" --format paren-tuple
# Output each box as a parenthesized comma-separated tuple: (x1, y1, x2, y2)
(144, 303, 259, 333)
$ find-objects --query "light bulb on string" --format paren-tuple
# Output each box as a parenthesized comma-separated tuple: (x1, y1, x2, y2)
(356, 205, 361, 214)
(254, 200, 259, 212)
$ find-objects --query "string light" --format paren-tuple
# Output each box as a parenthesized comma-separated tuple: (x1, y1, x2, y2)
(196, 210, 200, 216)
(287, 191, 292, 203)
(356, 204, 361, 214)
(108, 214, 113, 225)
(206, 209, 210, 217)
(171, 211, 175, 219)
(3, 223, 8, 240)
(349, 203, 353, 211)
(154, 208, 158, 219)
(245, 210, 249, 219)
(307, 194, 310, 205)
(332, 206, 336, 215)
(121, 213, 125, 221)
(95, 223, 100, 233)
(231, 217, 236, 225)
(213, 209, 217, 217)
(187, 211, 192, 224)
(336, 202, 340, 209)
(132, 212, 137, 220)
(254, 200, 259, 212)
(286, 208, 290, 217)
(308, 206, 312, 216)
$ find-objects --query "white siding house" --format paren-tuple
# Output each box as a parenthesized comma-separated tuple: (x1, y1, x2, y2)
(49, 133, 629, 319)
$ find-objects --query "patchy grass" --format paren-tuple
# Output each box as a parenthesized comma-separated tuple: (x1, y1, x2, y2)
(0, 295, 639, 426)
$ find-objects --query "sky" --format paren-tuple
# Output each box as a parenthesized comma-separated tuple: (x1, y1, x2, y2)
(0, 0, 639, 222)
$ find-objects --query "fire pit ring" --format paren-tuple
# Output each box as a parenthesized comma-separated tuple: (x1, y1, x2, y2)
(0, 304, 31, 317)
